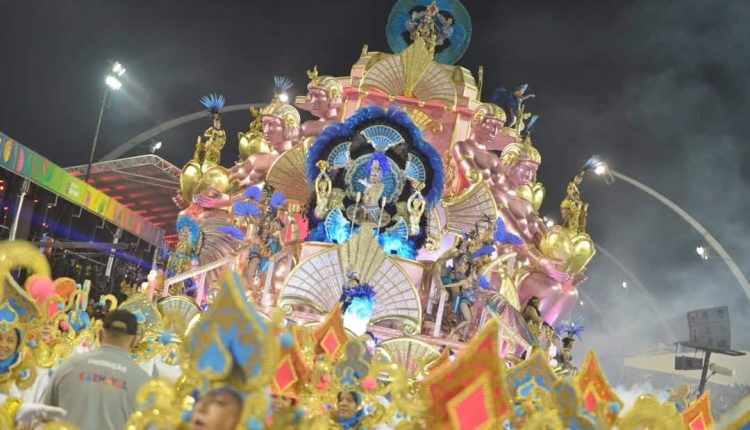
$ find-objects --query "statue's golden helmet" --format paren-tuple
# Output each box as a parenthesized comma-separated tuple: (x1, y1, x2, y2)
(307, 66, 344, 104)
(260, 99, 301, 140)
(472, 103, 507, 125)
(501, 140, 541, 166)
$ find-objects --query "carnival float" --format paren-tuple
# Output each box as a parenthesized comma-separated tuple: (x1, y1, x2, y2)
(0, 0, 748, 429)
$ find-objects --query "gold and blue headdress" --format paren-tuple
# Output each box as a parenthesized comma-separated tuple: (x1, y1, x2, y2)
(176, 215, 202, 249)
(0, 303, 36, 393)
(260, 77, 301, 133)
(200, 93, 226, 116)
(0, 241, 48, 391)
(185, 271, 281, 426)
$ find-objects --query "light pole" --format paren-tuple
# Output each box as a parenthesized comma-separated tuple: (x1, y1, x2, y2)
(592, 160, 750, 301)
(84, 61, 125, 183)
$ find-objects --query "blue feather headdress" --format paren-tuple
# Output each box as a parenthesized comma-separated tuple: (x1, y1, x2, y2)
(306, 106, 444, 208)
(555, 316, 586, 341)
(200, 93, 226, 114)
(176, 215, 201, 247)
(344, 283, 376, 302)
(581, 154, 602, 173)
(344, 283, 376, 320)
(273, 76, 293, 95)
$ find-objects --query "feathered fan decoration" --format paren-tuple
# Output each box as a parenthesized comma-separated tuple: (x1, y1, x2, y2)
(471, 245, 495, 259)
(270, 191, 286, 209)
(200, 93, 226, 114)
(219, 226, 245, 240)
(494, 217, 523, 245)
(233, 201, 261, 217)
(243, 187, 262, 201)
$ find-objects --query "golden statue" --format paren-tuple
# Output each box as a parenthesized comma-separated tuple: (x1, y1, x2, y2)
(194, 94, 227, 170)
(406, 183, 426, 237)
(560, 156, 601, 235)
(314, 161, 333, 220)
(560, 173, 588, 234)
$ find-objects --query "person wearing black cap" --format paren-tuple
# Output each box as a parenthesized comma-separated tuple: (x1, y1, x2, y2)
(41, 309, 150, 430)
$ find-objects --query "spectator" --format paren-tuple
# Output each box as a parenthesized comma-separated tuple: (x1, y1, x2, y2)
(41, 309, 150, 430)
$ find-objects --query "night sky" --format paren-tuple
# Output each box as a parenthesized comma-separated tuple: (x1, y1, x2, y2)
(2, 0, 749, 358)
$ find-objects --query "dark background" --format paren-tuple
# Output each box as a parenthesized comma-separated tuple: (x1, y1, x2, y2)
(1, 0, 749, 375)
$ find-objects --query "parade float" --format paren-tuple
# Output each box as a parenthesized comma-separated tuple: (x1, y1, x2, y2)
(0, 0, 748, 429)
(168, 0, 596, 354)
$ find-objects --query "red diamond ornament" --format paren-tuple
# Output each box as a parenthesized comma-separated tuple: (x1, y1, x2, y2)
(449, 378, 491, 430)
(321, 327, 341, 356)
(275, 356, 297, 392)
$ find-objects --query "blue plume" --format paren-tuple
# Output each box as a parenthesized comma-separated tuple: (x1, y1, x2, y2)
(270, 191, 286, 209)
(234, 201, 261, 217)
(582, 155, 602, 172)
(555, 315, 586, 341)
(479, 276, 491, 290)
(219, 225, 245, 240)
(344, 284, 376, 320)
(385, 106, 444, 208)
(307, 122, 345, 182)
(200, 94, 226, 113)
(471, 245, 495, 259)
(243, 187, 262, 200)
(344, 283, 376, 302)
(494, 217, 523, 245)
(526, 114, 539, 131)
(274, 76, 293, 94)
